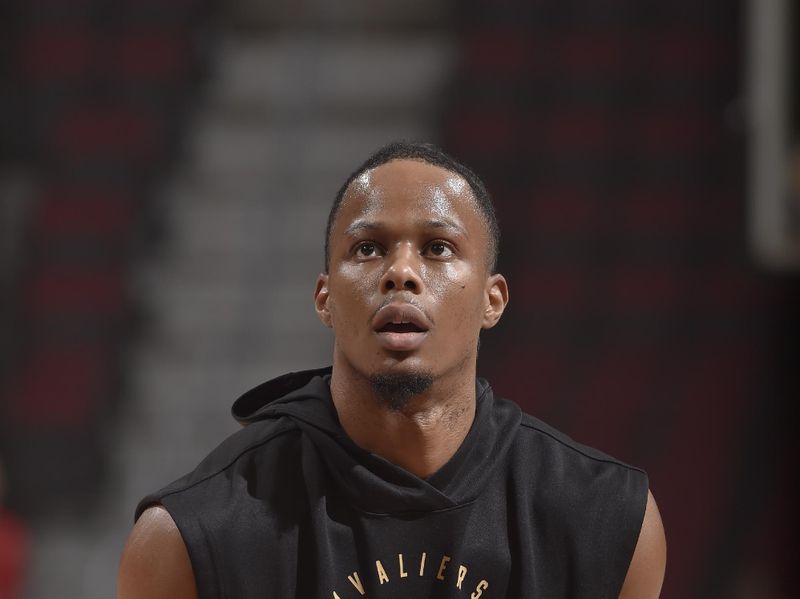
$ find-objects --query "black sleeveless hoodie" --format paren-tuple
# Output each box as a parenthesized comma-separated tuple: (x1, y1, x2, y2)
(136, 367, 648, 599)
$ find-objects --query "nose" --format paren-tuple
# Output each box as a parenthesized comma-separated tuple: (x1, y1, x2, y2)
(380, 244, 423, 294)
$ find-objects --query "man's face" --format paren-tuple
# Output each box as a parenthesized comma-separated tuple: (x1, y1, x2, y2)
(315, 159, 508, 384)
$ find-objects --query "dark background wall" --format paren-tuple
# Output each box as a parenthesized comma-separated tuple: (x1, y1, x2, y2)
(0, 1, 797, 597)
(442, 3, 799, 597)
(1, 2, 219, 527)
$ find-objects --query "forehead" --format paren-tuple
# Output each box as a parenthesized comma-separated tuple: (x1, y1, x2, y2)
(336, 159, 483, 231)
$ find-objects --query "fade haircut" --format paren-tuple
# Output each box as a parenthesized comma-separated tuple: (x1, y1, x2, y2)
(324, 141, 500, 273)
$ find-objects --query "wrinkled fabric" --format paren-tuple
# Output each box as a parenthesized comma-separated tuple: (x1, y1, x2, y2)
(137, 367, 648, 599)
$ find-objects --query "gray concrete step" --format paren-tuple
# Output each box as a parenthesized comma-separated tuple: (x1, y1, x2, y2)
(26, 15, 452, 599)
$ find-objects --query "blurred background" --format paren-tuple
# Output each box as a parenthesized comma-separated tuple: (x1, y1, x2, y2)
(1, 0, 798, 597)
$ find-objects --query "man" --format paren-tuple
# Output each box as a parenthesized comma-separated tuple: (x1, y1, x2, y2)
(118, 142, 666, 598)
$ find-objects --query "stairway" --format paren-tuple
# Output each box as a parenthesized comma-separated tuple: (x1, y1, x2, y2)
(24, 6, 453, 598)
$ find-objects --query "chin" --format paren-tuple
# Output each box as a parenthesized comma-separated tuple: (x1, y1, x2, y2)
(367, 367, 435, 412)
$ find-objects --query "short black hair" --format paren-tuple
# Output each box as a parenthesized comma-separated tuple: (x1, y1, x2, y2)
(324, 141, 500, 273)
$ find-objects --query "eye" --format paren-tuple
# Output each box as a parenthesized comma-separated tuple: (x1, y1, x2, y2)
(354, 241, 384, 258)
(425, 240, 455, 258)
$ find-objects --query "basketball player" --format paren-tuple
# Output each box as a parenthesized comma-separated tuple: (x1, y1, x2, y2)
(118, 142, 666, 598)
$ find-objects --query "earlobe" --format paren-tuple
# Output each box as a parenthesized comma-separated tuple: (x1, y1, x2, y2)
(482, 273, 509, 329)
(314, 274, 333, 328)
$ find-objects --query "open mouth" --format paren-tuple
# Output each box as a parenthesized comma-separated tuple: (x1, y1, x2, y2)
(372, 304, 431, 351)
(377, 322, 426, 334)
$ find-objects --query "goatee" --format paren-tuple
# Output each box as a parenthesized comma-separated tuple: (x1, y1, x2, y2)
(368, 371, 434, 411)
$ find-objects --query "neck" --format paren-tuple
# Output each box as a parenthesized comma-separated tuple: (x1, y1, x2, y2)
(329, 356, 477, 479)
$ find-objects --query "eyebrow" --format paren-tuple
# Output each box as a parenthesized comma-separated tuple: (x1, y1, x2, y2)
(344, 220, 384, 236)
(344, 218, 467, 237)
(423, 219, 468, 236)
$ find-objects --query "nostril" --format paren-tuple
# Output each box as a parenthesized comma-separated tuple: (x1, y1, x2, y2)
(404, 280, 416, 290)
(385, 280, 395, 290)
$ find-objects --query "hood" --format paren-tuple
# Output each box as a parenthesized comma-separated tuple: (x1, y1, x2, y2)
(231, 367, 522, 514)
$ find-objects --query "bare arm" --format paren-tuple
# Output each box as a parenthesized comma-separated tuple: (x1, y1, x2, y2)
(618, 489, 667, 598)
(117, 505, 199, 599)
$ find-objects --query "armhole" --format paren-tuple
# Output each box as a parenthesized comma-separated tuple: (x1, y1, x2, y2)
(607, 469, 650, 598)
(152, 497, 221, 599)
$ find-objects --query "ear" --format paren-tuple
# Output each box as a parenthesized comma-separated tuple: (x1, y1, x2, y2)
(482, 273, 509, 329)
(314, 274, 333, 328)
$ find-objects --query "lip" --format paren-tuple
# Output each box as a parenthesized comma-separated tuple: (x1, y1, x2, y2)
(372, 303, 431, 352)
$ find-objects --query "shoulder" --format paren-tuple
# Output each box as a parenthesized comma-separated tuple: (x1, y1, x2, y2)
(513, 410, 662, 596)
(508, 410, 653, 590)
(513, 410, 649, 517)
(125, 418, 305, 597)
(118, 505, 197, 599)
(182, 416, 300, 483)
(136, 417, 300, 519)
(515, 411, 648, 481)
